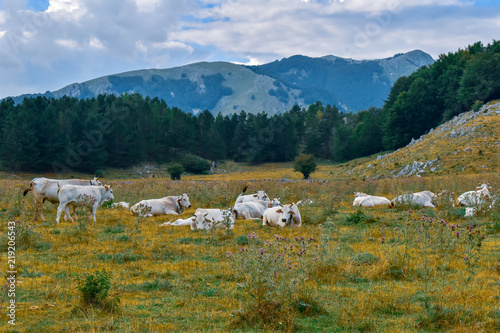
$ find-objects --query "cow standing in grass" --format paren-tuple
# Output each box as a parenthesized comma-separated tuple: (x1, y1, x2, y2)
(23, 177, 102, 220)
(56, 185, 114, 223)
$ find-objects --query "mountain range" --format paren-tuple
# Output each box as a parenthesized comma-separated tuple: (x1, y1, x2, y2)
(11, 50, 434, 115)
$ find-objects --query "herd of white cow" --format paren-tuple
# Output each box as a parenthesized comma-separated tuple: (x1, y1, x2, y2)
(22, 177, 493, 229)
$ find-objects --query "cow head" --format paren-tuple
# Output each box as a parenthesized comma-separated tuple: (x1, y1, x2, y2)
(277, 204, 296, 225)
(102, 185, 114, 202)
(177, 193, 192, 208)
(268, 197, 281, 208)
(193, 212, 210, 230)
(91, 177, 102, 186)
(253, 191, 269, 201)
(476, 184, 491, 196)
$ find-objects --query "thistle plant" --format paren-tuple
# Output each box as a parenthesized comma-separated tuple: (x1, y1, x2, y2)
(227, 233, 320, 330)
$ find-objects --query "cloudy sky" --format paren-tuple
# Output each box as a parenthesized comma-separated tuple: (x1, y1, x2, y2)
(0, 0, 498, 99)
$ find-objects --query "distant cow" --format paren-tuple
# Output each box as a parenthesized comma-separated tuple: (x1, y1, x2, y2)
(352, 193, 391, 207)
(457, 184, 491, 207)
(262, 203, 302, 228)
(23, 177, 102, 220)
(391, 191, 436, 208)
(232, 198, 281, 220)
(56, 185, 114, 223)
(161, 208, 235, 230)
(130, 193, 191, 217)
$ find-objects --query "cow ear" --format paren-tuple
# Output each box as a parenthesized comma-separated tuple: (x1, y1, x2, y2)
(276, 209, 282, 213)
(291, 211, 295, 215)
(105, 185, 110, 190)
(253, 194, 258, 197)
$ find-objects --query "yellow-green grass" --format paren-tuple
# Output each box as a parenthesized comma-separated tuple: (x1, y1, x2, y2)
(0, 169, 499, 332)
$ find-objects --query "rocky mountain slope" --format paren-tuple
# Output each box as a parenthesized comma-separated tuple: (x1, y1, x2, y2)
(346, 100, 500, 179)
(9, 50, 433, 116)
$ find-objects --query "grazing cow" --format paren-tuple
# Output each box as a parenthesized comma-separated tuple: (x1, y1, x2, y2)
(352, 193, 391, 207)
(232, 198, 281, 220)
(391, 191, 436, 208)
(235, 185, 270, 204)
(23, 177, 102, 220)
(111, 202, 130, 209)
(130, 193, 191, 217)
(262, 203, 302, 228)
(56, 185, 114, 223)
(296, 199, 313, 206)
(456, 184, 491, 207)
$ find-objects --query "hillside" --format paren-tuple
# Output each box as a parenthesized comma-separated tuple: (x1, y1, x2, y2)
(345, 100, 500, 180)
(9, 50, 433, 116)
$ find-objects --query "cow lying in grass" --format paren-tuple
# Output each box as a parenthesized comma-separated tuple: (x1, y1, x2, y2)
(262, 203, 302, 228)
(353, 192, 391, 207)
(160, 208, 235, 230)
(130, 193, 191, 217)
(391, 191, 436, 208)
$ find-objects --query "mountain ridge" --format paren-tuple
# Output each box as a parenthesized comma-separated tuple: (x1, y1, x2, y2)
(8, 50, 434, 115)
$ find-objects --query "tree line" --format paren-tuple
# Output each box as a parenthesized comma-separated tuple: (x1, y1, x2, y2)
(0, 40, 498, 173)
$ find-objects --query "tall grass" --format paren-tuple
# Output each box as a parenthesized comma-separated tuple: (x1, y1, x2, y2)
(0, 171, 498, 332)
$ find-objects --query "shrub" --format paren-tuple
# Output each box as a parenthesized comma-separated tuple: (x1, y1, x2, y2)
(293, 154, 317, 179)
(167, 163, 184, 180)
(180, 154, 211, 174)
(77, 269, 119, 311)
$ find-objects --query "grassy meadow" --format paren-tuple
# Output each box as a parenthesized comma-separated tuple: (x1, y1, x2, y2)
(0, 166, 499, 332)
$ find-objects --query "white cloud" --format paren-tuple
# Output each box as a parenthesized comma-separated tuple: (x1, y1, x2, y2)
(0, 0, 497, 98)
(55, 39, 78, 49)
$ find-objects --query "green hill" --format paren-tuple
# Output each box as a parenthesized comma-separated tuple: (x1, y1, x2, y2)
(10, 50, 433, 115)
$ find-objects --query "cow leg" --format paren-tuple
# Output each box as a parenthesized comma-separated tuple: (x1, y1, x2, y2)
(262, 215, 268, 226)
(91, 204, 98, 223)
(64, 204, 75, 223)
(56, 203, 66, 223)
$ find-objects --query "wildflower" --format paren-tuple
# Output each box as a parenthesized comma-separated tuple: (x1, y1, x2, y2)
(464, 256, 468, 261)
(451, 224, 456, 230)
(456, 231, 460, 237)
(226, 251, 232, 256)
(381, 237, 385, 244)
(315, 257, 319, 261)
(260, 248, 264, 255)
(409, 209, 412, 213)
(395, 227, 399, 231)
(309, 237, 314, 242)
(290, 244, 293, 249)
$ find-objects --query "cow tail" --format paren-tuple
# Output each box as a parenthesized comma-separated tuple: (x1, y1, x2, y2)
(23, 181, 34, 196)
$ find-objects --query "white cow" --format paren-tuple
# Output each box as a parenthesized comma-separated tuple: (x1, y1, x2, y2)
(232, 198, 281, 220)
(192, 208, 235, 230)
(234, 186, 270, 204)
(23, 177, 102, 220)
(159, 217, 195, 228)
(162, 209, 235, 230)
(56, 185, 114, 223)
(457, 184, 491, 206)
(391, 191, 436, 208)
(352, 193, 391, 207)
(111, 201, 130, 209)
(262, 203, 302, 228)
(130, 193, 191, 217)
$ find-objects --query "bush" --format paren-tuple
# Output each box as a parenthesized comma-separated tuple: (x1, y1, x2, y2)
(167, 163, 184, 180)
(78, 269, 119, 311)
(180, 154, 210, 174)
(293, 154, 317, 179)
